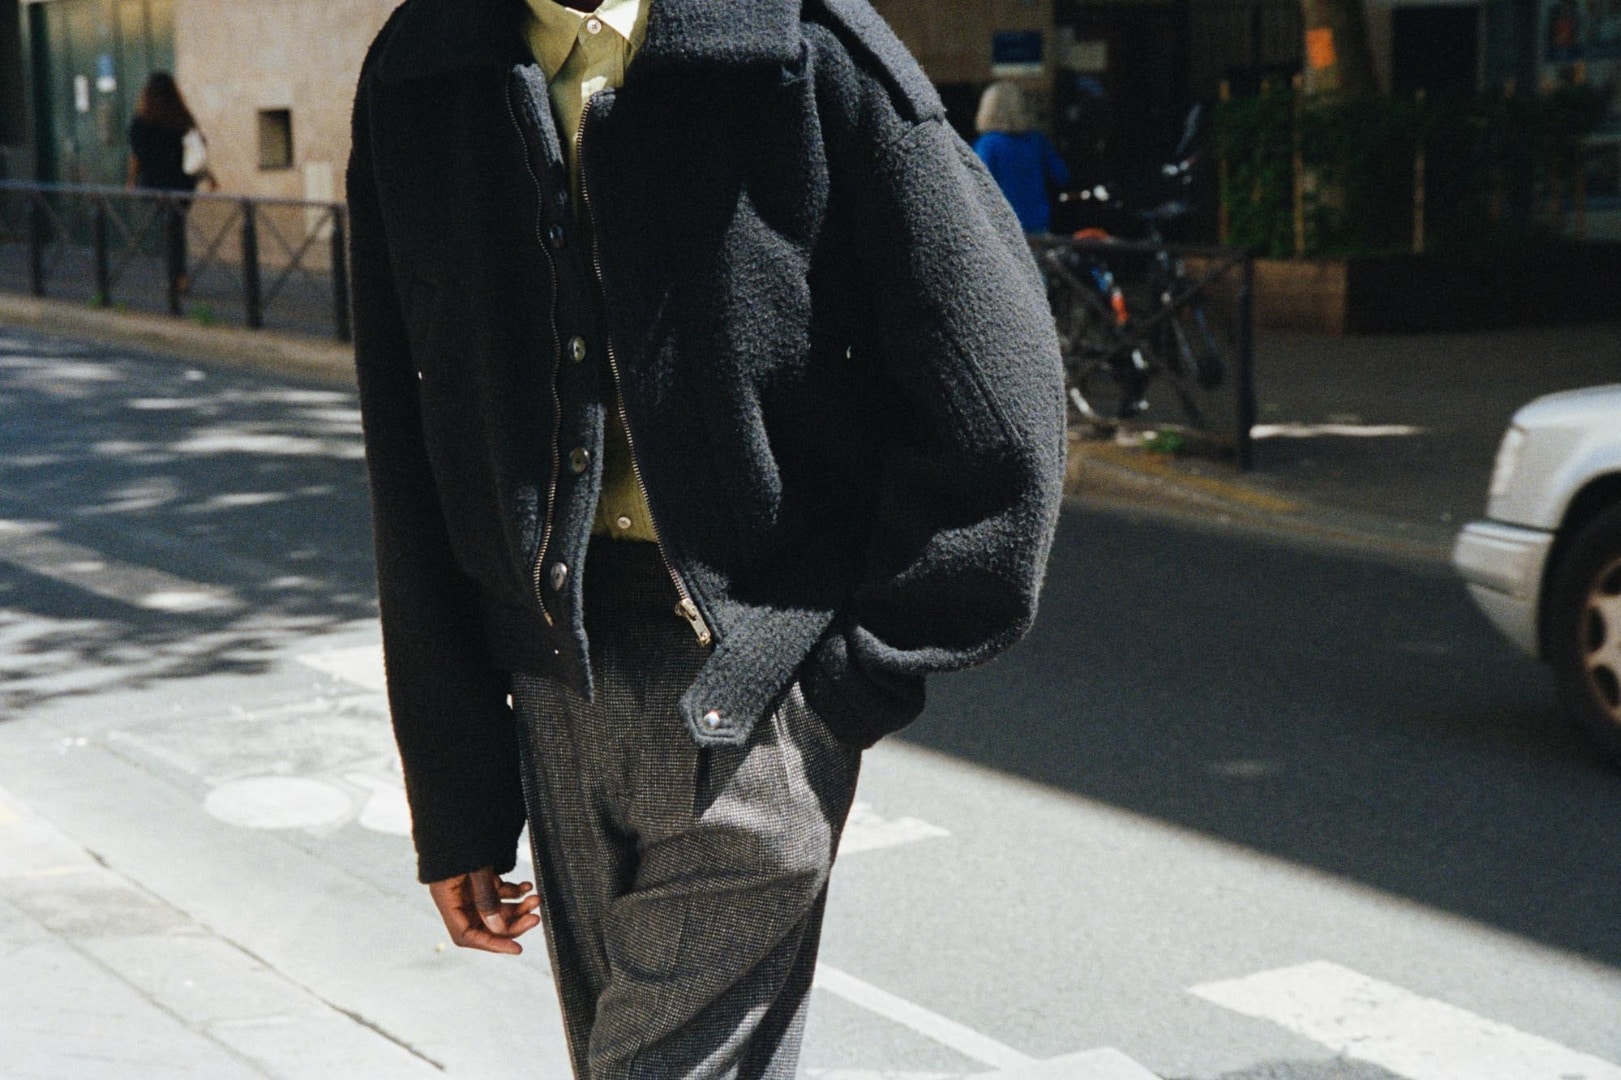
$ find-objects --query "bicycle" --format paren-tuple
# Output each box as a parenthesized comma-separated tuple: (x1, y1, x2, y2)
(1039, 110, 1229, 433)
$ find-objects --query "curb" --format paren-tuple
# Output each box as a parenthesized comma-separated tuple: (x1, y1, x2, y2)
(1066, 433, 1455, 565)
(0, 295, 355, 389)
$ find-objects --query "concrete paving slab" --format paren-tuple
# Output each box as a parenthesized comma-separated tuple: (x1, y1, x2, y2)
(0, 784, 479, 1079)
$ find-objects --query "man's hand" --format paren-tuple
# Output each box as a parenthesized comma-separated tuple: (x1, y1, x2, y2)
(427, 867, 542, 955)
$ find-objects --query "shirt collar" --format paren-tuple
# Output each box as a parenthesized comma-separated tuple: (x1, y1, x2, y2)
(523, 0, 646, 74)
(374, 0, 803, 85)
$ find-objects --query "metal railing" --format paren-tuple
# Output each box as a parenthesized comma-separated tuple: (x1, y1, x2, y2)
(0, 181, 351, 343)
(1032, 235, 1258, 470)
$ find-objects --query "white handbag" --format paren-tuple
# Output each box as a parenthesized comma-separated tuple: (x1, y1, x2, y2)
(182, 127, 208, 177)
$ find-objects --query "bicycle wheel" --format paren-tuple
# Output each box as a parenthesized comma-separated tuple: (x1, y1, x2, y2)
(1046, 259, 1134, 427)
(1074, 346, 1151, 424)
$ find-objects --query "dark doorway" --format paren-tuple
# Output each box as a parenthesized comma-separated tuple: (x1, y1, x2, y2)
(1392, 5, 1481, 96)
(1054, 1, 1189, 187)
(0, 0, 27, 179)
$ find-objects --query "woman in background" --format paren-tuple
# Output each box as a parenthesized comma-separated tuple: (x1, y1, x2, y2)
(973, 81, 1069, 235)
(127, 72, 215, 293)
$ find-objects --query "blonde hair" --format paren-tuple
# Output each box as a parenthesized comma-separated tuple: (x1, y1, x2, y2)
(976, 81, 1031, 135)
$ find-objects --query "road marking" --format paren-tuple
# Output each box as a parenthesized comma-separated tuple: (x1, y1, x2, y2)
(296, 644, 388, 692)
(815, 964, 1035, 1070)
(1251, 423, 1427, 439)
(1190, 961, 1621, 1080)
(203, 777, 353, 831)
(971, 1049, 1161, 1079)
(0, 519, 241, 613)
(840, 801, 950, 855)
(345, 772, 413, 837)
(805, 1072, 954, 1079)
(814, 966, 1160, 1078)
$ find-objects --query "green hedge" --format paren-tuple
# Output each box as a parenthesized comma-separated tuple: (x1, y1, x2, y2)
(1218, 85, 1607, 258)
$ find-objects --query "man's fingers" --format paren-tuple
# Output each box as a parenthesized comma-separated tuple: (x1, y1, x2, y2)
(469, 869, 502, 915)
(497, 879, 534, 901)
(453, 925, 525, 955)
(478, 893, 542, 935)
(467, 868, 505, 933)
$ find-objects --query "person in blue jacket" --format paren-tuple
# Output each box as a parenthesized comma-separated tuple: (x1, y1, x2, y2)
(973, 81, 1069, 234)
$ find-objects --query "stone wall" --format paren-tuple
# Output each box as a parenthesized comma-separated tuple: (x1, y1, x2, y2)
(175, 0, 397, 204)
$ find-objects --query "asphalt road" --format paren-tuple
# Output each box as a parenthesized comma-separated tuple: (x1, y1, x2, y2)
(1, 327, 1618, 1080)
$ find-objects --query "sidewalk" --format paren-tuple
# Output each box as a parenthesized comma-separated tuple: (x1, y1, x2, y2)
(1069, 322, 1621, 561)
(0, 785, 443, 1080)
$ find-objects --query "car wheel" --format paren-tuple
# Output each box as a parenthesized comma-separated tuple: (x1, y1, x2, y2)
(1546, 503, 1621, 766)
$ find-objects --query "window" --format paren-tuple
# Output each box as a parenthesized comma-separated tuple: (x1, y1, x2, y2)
(257, 108, 293, 170)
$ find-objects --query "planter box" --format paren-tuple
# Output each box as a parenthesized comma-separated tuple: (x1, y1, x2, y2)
(1253, 244, 1621, 333)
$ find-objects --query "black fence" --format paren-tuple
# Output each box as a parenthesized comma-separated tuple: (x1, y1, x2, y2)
(1032, 235, 1257, 470)
(0, 181, 351, 343)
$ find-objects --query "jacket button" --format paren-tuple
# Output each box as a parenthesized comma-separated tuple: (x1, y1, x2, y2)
(568, 337, 588, 364)
(701, 709, 725, 731)
(549, 563, 569, 591)
(547, 223, 567, 248)
(568, 447, 591, 474)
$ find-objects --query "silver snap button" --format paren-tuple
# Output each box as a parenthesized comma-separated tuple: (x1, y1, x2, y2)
(701, 709, 724, 731)
(549, 563, 569, 591)
(568, 447, 591, 475)
(568, 337, 588, 364)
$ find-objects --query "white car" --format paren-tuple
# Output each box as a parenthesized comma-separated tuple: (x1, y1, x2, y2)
(1454, 385, 1621, 766)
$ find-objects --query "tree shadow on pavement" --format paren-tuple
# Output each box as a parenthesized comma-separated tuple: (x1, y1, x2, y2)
(906, 503, 1621, 970)
(0, 330, 378, 717)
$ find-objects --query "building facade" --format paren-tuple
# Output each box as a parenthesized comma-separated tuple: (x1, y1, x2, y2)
(2, 1, 1611, 230)
(4, 0, 391, 202)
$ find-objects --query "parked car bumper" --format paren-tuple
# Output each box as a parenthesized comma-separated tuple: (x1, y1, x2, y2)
(1453, 520, 1556, 657)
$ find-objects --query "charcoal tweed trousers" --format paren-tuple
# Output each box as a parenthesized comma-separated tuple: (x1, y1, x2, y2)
(511, 541, 862, 1080)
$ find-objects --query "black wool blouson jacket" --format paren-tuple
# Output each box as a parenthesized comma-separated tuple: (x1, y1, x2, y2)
(348, 0, 1068, 883)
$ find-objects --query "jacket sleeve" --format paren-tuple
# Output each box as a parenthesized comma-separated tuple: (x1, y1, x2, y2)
(800, 28, 1069, 748)
(347, 58, 526, 884)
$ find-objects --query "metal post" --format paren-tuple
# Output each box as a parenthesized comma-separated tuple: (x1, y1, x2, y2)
(93, 199, 111, 307)
(1235, 252, 1257, 472)
(329, 206, 352, 344)
(27, 195, 46, 297)
(241, 199, 263, 330)
(165, 196, 184, 315)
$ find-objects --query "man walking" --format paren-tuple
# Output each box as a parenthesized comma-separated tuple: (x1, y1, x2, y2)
(346, 0, 1065, 1075)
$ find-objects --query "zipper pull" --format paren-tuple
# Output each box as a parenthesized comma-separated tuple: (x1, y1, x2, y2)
(676, 598, 713, 648)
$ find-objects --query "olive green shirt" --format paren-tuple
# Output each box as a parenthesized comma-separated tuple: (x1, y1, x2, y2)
(524, 0, 657, 542)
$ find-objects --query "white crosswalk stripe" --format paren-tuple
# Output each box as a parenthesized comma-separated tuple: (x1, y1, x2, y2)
(1191, 960, 1621, 1080)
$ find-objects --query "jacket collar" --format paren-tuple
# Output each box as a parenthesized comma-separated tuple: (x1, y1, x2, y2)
(377, 0, 802, 83)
